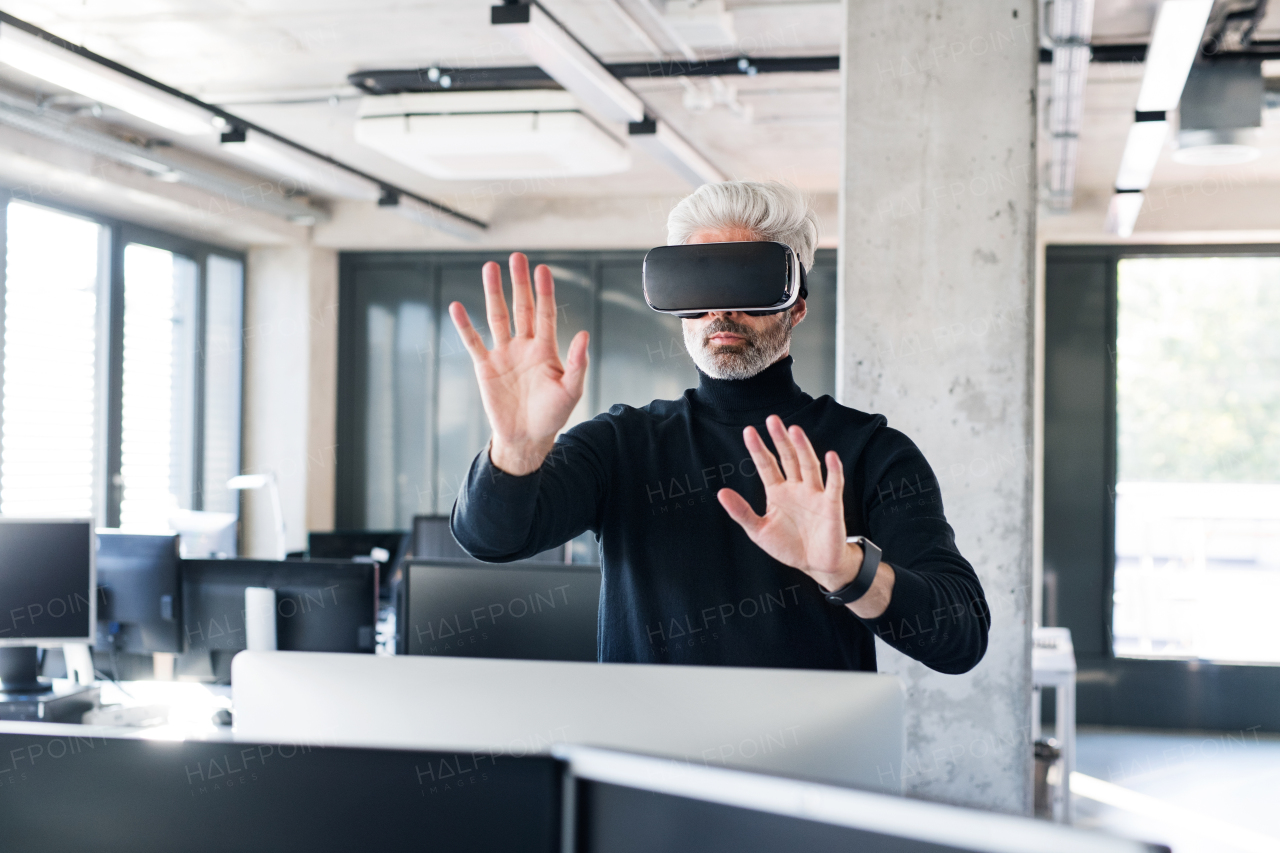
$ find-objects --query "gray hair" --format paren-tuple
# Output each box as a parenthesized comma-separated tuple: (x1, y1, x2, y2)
(666, 181, 820, 270)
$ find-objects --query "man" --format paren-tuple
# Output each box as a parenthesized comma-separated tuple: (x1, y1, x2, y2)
(449, 181, 988, 674)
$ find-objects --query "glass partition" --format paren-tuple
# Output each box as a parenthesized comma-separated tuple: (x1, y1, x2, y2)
(337, 249, 838, 529)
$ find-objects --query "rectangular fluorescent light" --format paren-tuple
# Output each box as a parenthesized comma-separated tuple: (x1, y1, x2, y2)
(1105, 192, 1144, 237)
(1114, 115, 1168, 191)
(1135, 0, 1213, 112)
(221, 130, 380, 200)
(379, 192, 485, 241)
(0, 22, 217, 135)
(628, 118, 725, 186)
(491, 3, 645, 124)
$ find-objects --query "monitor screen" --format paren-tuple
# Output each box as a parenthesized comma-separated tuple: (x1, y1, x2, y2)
(411, 515, 568, 564)
(308, 530, 409, 565)
(0, 728, 562, 852)
(94, 532, 181, 654)
(401, 559, 600, 661)
(181, 559, 377, 655)
(0, 519, 94, 645)
(565, 747, 1166, 853)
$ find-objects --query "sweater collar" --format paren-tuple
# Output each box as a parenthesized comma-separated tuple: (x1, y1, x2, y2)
(691, 355, 804, 414)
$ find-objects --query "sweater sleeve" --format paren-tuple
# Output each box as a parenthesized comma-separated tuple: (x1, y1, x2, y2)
(856, 428, 990, 674)
(450, 413, 615, 561)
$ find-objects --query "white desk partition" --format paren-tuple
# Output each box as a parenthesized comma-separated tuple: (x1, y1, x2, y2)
(231, 651, 904, 792)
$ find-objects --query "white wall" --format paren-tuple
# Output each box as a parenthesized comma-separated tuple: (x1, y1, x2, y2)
(241, 245, 338, 556)
(840, 0, 1037, 814)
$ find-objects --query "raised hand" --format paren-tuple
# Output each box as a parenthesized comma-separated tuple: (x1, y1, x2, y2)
(717, 416, 894, 616)
(448, 252, 589, 475)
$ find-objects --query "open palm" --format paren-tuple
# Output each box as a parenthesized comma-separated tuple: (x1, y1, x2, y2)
(718, 415, 851, 590)
(449, 253, 589, 474)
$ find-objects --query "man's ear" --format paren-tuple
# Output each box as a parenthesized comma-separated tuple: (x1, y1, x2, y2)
(790, 297, 807, 328)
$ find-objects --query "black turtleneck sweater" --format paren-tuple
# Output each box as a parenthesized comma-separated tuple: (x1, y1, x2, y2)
(451, 357, 989, 674)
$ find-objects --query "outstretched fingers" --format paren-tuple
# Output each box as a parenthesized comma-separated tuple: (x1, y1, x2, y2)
(824, 451, 844, 502)
(561, 330, 590, 397)
(481, 261, 510, 346)
(509, 252, 535, 338)
(743, 425, 784, 486)
(718, 488, 765, 538)
(789, 424, 824, 486)
(765, 415, 802, 482)
(448, 301, 490, 363)
(534, 264, 558, 342)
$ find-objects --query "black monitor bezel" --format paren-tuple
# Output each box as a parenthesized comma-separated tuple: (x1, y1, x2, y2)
(0, 518, 96, 647)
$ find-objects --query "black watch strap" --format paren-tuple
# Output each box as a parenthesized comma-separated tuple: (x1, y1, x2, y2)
(824, 536, 881, 606)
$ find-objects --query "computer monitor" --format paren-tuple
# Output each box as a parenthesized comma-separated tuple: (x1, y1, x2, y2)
(560, 746, 1165, 853)
(182, 559, 377, 658)
(0, 519, 95, 692)
(168, 510, 238, 558)
(231, 651, 905, 792)
(94, 531, 181, 655)
(0, 725, 562, 852)
(308, 530, 409, 601)
(412, 514, 568, 564)
(400, 558, 600, 661)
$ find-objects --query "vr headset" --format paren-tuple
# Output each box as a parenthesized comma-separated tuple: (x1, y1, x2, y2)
(642, 241, 807, 318)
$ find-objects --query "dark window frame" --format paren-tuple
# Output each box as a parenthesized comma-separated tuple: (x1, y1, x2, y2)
(0, 187, 246, 526)
(1045, 243, 1280, 732)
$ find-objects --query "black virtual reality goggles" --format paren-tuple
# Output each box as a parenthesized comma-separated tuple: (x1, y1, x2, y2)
(642, 241, 808, 318)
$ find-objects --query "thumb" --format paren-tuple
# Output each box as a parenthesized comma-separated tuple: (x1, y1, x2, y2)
(561, 330, 590, 398)
(718, 488, 764, 538)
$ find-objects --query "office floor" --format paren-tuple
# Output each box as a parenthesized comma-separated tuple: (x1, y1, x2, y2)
(1073, 727, 1280, 853)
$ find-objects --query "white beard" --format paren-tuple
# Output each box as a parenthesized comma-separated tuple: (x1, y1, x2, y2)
(682, 311, 793, 380)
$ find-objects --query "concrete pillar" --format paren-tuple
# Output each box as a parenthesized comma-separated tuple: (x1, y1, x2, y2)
(241, 245, 339, 557)
(840, 3, 1038, 813)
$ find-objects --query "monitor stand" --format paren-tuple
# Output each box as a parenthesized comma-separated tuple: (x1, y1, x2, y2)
(0, 647, 48, 693)
(0, 647, 99, 723)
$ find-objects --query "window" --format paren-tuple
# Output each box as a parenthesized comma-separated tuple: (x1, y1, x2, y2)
(0, 196, 244, 528)
(1113, 257, 1280, 665)
(201, 255, 245, 514)
(0, 202, 105, 518)
(1045, 244, 1280, 731)
(119, 244, 198, 529)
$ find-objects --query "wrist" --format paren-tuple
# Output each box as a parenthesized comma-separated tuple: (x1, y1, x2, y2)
(489, 436, 555, 476)
(815, 542, 863, 593)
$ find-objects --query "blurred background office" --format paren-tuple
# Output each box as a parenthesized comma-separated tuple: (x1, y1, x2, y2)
(0, 2, 1277, 852)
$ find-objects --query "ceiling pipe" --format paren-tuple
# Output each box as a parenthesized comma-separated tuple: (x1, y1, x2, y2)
(1041, 0, 1097, 214)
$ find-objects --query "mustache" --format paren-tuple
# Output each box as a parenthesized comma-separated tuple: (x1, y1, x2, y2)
(701, 317, 757, 342)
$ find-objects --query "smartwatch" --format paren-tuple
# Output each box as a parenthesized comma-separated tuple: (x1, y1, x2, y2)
(824, 536, 881, 606)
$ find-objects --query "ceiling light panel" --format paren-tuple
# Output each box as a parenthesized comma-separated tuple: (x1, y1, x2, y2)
(1104, 192, 1144, 237)
(355, 91, 630, 180)
(1114, 117, 1169, 191)
(0, 22, 218, 135)
(492, 3, 645, 124)
(628, 119, 725, 185)
(1135, 0, 1214, 113)
(221, 129, 380, 200)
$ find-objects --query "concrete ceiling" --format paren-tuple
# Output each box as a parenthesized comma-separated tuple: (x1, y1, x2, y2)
(0, 0, 843, 219)
(2, 0, 1277, 246)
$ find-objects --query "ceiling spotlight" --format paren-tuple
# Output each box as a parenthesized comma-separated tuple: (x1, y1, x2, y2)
(1172, 130, 1260, 165)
